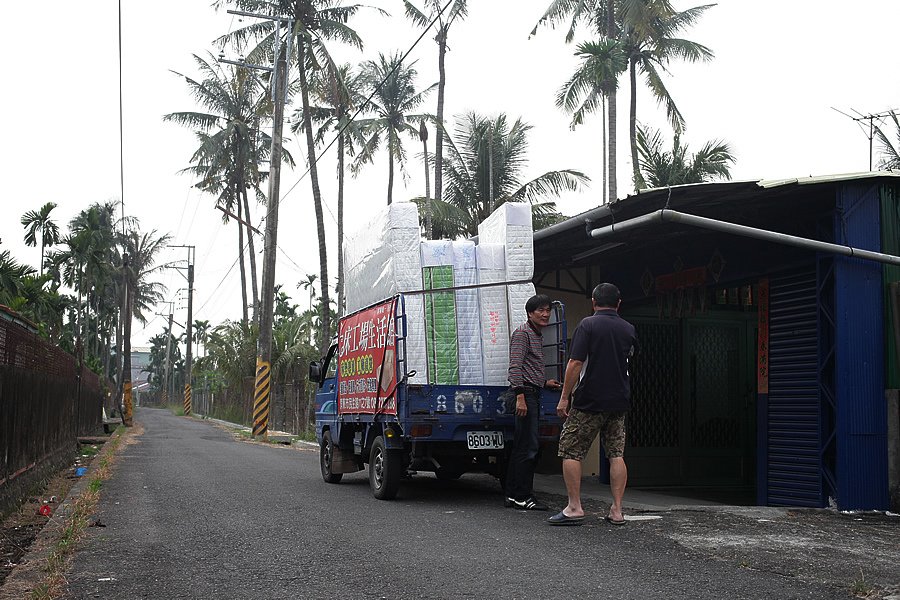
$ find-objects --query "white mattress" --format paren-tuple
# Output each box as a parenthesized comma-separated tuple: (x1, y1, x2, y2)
(476, 243, 509, 386)
(452, 240, 483, 385)
(477, 203, 535, 330)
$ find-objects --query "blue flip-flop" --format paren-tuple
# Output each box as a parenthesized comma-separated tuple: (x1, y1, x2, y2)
(547, 511, 584, 526)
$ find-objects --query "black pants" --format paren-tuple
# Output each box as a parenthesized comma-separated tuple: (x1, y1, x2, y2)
(505, 387, 540, 500)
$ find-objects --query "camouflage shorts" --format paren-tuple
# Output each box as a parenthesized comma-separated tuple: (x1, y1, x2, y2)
(557, 408, 627, 461)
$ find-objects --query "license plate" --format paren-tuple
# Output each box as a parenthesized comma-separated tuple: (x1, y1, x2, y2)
(466, 430, 504, 450)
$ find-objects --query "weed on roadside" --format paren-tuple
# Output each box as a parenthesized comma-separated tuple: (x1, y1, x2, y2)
(850, 567, 875, 598)
(27, 428, 124, 600)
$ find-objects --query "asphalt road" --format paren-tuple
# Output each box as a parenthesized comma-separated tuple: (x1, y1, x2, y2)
(67, 407, 846, 600)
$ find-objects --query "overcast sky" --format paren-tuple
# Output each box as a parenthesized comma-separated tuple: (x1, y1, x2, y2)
(2, 1, 898, 347)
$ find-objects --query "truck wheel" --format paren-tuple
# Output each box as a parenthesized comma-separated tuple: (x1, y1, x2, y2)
(369, 436, 401, 500)
(320, 431, 342, 484)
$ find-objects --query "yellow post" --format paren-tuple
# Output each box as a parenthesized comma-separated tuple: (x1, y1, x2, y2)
(253, 358, 270, 438)
(123, 380, 133, 427)
(183, 383, 192, 416)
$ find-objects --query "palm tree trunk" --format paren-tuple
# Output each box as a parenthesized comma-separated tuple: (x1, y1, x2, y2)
(602, 95, 608, 205)
(606, 0, 618, 203)
(242, 187, 259, 323)
(298, 49, 331, 354)
(629, 56, 642, 191)
(423, 132, 432, 239)
(387, 132, 395, 205)
(337, 132, 345, 317)
(236, 192, 249, 324)
(434, 27, 448, 211)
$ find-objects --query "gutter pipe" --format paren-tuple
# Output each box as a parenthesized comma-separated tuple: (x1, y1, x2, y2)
(588, 209, 900, 267)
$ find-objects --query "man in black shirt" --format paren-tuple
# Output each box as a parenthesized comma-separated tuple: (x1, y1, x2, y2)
(548, 283, 637, 526)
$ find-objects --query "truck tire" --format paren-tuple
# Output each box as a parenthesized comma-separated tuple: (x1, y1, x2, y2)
(320, 431, 342, 484)
(369, 436, 402, 500)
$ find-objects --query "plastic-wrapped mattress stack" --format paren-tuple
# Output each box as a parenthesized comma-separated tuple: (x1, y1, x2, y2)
(450, 240, 483, 385)
(477, 203, 536, 385)
(475, 243, 510, 386)
(343, 202, 426, 384)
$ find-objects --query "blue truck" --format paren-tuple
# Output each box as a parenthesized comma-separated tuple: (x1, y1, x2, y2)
(309, 293, 566, 500)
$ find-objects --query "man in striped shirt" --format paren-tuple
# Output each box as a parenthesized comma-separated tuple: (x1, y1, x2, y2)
(504, 294, 561, 510)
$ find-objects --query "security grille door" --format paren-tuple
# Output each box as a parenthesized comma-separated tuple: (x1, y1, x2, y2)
(685, 319, 753, 485)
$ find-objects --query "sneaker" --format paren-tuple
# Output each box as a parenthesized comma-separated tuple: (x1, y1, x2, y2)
(511, 496, 548, 511)
(504, 496, 516, 508)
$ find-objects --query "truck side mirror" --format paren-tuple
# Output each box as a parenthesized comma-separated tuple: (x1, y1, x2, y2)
(308, 361, 322, 383)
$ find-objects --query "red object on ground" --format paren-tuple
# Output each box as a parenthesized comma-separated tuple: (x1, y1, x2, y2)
(39, 504, 52, 517)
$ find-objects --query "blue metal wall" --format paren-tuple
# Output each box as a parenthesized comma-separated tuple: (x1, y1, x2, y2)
(833, 183, 889, 510)
(764, 269, 822, 506)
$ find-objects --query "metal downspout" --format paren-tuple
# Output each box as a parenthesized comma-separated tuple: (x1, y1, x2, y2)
(588, 209, 900, 267)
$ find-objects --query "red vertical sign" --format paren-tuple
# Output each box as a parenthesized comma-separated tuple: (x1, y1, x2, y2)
(337, 298, 398, 415)
(757, 279, 769, 394)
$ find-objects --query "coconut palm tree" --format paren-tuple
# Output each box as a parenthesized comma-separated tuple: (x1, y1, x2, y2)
(875, 111, 900, 171)
(165, 53, 272, 325)
(354, 52, 436, 205)
(620, 0, 714, 190)
(533, 0, 621, 201)
(119, 228, 170, 422)
(403, 0, 469, 233)
(21, 202, 60, 276)
(425, 112, 590, 239)
(218, 0, 377, 354)
(556, 38, 626, 204)
(291, 63, 365, 317)
(635, 124, 734, 188)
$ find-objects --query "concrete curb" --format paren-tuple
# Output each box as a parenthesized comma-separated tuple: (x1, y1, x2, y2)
(191, 414, 319, 447)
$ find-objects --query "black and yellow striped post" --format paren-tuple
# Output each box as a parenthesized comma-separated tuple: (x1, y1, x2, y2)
(162, 388, 168, 406)
(123, 380, 133, 427)
(183, 383, 192, 416)
(253, 358, 271, 437)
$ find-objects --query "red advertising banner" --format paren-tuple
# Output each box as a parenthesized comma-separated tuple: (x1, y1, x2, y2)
(337, 298, 398, 415)
(757, 279, 769, 394)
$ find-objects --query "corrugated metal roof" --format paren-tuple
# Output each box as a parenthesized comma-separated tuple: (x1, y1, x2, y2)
(758, 171, 900, 188)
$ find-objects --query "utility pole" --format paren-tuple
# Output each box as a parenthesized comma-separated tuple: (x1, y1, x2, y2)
(163, 306, 174, 407)
(169, 245, 195, 415)
(121, 252, 133, 427)
(223, 10, 293, 439)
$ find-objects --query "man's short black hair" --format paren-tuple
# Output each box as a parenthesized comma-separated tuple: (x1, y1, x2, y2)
(592, 283, 620, 308)
(525, 294, 552, 314)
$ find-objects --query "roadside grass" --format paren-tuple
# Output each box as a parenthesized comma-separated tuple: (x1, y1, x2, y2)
(28, 427, 124, 600)
(166, 403, 185, 416)
(850, 568, 875, 597)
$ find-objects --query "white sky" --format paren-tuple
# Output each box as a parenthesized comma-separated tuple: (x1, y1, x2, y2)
(2, 1, 898, 347)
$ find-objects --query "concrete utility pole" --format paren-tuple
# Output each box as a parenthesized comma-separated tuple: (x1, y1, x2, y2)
(222, 10, 293, 438)
(169, 245, 196, 415)
(121, 252, 133, 427)
(163, 307, 174, 406)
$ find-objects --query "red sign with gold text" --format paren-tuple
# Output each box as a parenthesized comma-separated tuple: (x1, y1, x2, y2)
(337, 298, 398, 415)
